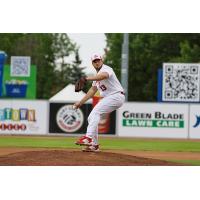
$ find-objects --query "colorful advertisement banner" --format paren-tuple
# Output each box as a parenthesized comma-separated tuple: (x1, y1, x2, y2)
(0, 52, 6, 97)
(0, 100, 48, 134)
(3, 64, 36, 99)
(0, 61, 3, 97)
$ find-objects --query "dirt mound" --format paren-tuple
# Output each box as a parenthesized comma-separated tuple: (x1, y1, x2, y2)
(0, 150, 181, 166)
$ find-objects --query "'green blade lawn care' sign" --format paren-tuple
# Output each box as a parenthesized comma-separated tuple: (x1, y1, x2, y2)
(117, 102, 188, 138)
(123, 111, 184, 128)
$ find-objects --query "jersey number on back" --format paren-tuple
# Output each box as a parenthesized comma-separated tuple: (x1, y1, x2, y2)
(100, 84, 107, 91)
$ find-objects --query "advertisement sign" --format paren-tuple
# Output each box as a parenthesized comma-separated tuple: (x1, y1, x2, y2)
(189, 104, 200, 139)
(0, 100, 48, 134)
(49, 102, 92, 134)
(162, 63, 200, 102)
(0, 51, 7, 97)
(117, 102, 189, 138)
(49, 102, 116, 134)
(3, 64, 36, 99)
(0, 59, 3, 97)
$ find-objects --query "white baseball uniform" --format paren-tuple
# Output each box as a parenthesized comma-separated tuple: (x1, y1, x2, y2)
(86, 64, 125, 144)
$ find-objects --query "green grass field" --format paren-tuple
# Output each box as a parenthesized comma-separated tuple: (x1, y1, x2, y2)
(0, 135, 200, 165)
(0, 136, 200, 152)
(1, 135, 200, 151)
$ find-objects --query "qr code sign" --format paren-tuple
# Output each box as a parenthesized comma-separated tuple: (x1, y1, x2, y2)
(11, 56, 31, 77)
(162, 63, 200, 102)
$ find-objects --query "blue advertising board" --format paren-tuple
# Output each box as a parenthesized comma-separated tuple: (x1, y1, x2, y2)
(0, 52, 7, 97)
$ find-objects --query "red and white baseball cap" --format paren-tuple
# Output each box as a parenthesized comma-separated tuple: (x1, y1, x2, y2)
(91, 53, 102, 62)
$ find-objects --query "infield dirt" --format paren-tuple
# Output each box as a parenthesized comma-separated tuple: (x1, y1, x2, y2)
(0, 147, 186, 166)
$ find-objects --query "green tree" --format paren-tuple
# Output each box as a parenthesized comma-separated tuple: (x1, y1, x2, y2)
(105, 33, 200, 101)
(11, 34, 55, 98)
(172, 40, 200, 63)
(69, 48, 85, 84)
(0, 33, 84, 99)
(0, 33, 23, 62)
(52, 33, 77, 93)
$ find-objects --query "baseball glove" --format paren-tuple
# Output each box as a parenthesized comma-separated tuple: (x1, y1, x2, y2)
(75, 76, 87, 92)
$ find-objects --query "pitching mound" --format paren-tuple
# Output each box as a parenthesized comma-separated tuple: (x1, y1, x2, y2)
(0, 150, 181, 166)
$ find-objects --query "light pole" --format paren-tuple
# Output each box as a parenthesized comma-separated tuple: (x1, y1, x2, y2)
(121, 33, 129, 101)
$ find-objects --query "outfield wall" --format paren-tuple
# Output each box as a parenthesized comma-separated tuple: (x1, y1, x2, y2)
(1, 100, 200, 139)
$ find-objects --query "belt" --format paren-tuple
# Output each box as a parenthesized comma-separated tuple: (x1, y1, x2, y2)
(110, 91, 125, 96)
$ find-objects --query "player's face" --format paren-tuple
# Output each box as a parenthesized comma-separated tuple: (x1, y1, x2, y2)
(92, 59, 103, 70)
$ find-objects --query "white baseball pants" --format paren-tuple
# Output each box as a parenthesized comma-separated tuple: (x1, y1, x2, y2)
(86, 92, 125, 145)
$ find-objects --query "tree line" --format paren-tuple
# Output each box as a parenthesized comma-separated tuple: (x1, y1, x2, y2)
(0, 33, 85, 99)
(105, 33, 200, 101)
(1, 33, 200, 101)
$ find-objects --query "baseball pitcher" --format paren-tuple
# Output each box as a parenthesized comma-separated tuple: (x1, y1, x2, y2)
(74, 53, 125, 152)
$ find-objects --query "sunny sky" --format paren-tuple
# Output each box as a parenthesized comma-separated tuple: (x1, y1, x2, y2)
(68, 33, 107, 75)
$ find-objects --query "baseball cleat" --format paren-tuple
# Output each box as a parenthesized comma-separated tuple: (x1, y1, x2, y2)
(82, 145, 100, 152)
(75, 136, 92, 146)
